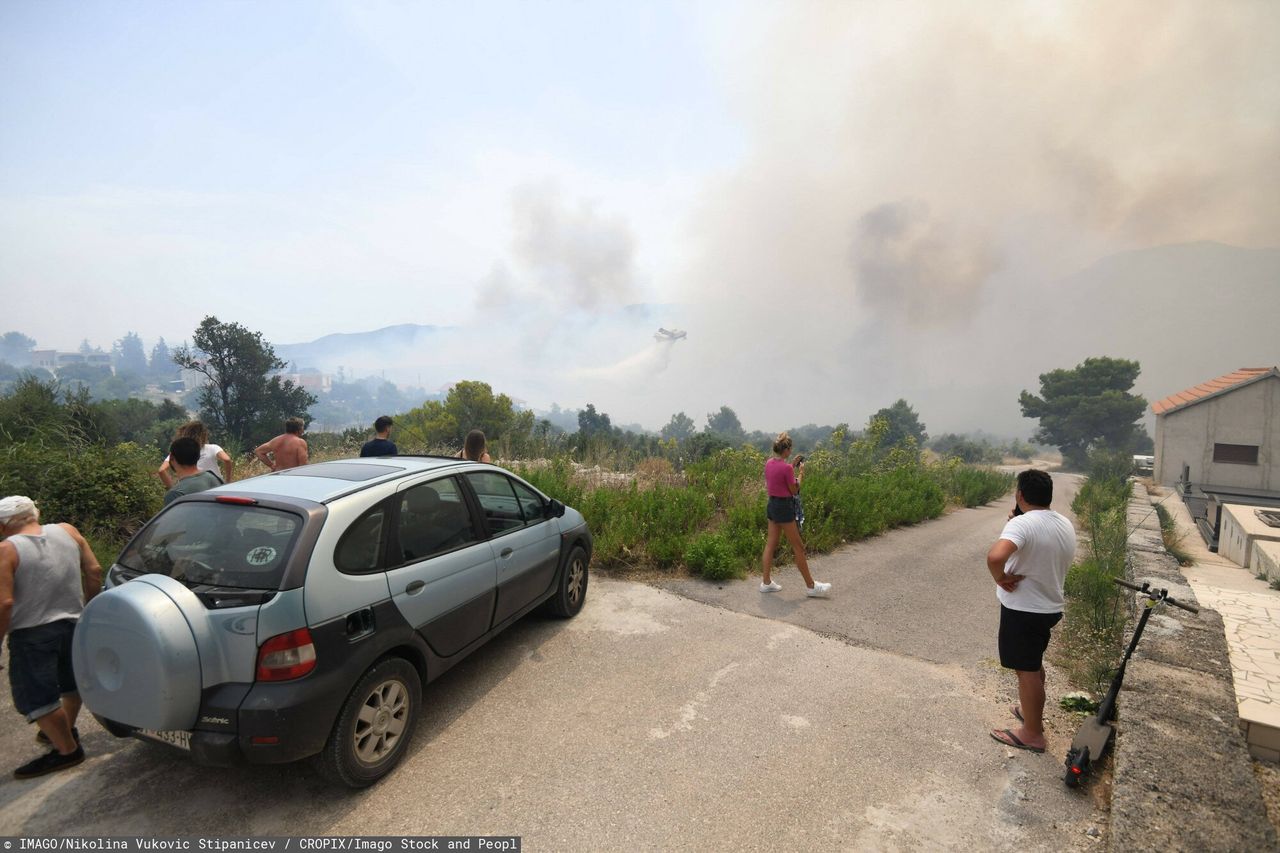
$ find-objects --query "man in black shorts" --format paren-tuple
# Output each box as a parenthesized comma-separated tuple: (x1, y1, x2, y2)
(985, 470, 1076, 752)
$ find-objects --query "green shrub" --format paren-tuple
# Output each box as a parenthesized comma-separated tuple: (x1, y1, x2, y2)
(931, 460, 1015, 507)
(1056, 449, 1133, 691)
(521, 447, 1013, 577)
(83, 528, 131, 571)
(0, 439, 162, 538)
(1064, 557, 1126, 637)
(685, 532, 743, 580)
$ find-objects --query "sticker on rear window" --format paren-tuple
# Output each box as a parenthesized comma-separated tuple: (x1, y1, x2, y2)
(246, 546, 278, 566)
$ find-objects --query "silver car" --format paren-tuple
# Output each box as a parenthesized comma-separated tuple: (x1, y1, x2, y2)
(72, 456, 592, 787)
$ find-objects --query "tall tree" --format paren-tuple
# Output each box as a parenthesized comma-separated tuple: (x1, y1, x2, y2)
(1019, 356, 1148, 470)
(149, 337, 175, 381)
(396, 380, 533, 449)
(0, 332, 36, 365)
(173, 316, 317, 447)
(577, 403, 613, 439)
(661, 411, 696, 441)
(113, 332, 148, 378)
(869, 399, 928, 449)
(706, 405, 745, 442)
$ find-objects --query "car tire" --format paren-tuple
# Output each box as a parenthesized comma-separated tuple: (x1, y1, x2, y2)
(314, 657, 421, 788)
(543, 545, 588, 618)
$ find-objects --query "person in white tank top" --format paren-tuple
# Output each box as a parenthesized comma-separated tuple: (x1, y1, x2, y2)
(0, 495, 102, 778)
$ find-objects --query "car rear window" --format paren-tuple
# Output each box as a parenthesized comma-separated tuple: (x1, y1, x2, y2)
(117, 503, 302, 590)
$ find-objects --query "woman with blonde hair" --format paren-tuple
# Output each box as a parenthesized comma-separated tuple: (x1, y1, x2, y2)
(157, 421, 233, 487)
(761, 432, 830, 597)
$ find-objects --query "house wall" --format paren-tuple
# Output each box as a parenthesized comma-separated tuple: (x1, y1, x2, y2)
(1154, 375, 1278, 489)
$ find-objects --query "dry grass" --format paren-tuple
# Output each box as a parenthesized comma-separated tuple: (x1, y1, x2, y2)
(634, 457, 684, 490)
(1254, 760, 1280, 838)
(1155, 503, 1195, 566)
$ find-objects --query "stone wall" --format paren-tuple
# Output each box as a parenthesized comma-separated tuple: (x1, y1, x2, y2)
(1107, 483, 1276, 850)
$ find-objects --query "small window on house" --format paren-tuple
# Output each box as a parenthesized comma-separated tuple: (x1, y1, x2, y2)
(1212, 443, 1259, 465)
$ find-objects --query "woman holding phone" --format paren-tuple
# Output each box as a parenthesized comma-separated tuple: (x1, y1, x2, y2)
(760, 433, 830, 597)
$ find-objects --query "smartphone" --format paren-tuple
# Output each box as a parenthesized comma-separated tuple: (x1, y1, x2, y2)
(1012, 504, 1024, 516)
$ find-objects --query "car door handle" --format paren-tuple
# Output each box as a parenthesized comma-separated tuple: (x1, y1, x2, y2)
(405, 580, 426, 595)
(499, 547, 513, 558)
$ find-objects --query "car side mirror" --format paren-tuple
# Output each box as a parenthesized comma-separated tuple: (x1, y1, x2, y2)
(545, 498, 566, 519)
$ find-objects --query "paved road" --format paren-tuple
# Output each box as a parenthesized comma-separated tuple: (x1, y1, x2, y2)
(657, 472, 1082, 667)
(0, 474, 1098, 850)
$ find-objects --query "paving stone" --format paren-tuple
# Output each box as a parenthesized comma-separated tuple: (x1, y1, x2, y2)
(1249, 723, 1280, 752)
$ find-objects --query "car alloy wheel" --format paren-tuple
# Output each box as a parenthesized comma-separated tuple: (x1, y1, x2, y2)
(545, 545, 588, 618)
(353, 677, 410, 765)
(566, 552, 585, 608)
(316, 657, 422, 788)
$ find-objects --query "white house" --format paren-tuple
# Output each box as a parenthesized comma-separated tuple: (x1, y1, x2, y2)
(1152, 367, 1280, 489)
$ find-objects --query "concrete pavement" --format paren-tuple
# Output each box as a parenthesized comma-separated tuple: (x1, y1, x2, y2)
(1152, 483, 1280, 762)
(1, 583, 1099, 849)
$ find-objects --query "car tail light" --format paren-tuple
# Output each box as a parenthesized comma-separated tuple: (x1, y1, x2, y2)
(256, 628, 316, 681)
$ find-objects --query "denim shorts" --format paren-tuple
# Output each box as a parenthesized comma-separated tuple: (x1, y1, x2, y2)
(8, 619, 79, 721)
(766, 496, 797, 524)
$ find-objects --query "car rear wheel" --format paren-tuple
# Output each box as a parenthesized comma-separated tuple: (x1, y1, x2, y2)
(314, 657, 421, 788)
(544, 545, 588, 618)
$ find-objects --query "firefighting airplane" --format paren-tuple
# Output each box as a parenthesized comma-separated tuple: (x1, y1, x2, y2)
(654, 328, 687, 341)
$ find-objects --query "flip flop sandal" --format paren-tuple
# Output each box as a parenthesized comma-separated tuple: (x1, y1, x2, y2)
(990, 728, 1045, 753)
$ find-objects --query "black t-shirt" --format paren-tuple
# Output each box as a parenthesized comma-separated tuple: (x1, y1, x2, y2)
(360, 438, 398, 457)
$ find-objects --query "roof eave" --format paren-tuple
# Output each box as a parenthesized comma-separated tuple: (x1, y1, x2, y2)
(1152, 367, 1280, 416)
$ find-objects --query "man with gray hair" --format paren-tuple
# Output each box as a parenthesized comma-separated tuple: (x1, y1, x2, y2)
(0, 496, 102, 778)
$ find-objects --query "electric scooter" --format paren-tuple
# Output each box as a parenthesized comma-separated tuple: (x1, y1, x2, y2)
(1063, 578, 1199, 787)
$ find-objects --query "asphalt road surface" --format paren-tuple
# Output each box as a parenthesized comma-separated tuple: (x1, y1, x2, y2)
(0, 474, 1099, 850)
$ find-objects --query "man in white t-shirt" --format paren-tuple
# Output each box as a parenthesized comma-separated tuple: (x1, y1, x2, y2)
(986, 469, 1076, 753)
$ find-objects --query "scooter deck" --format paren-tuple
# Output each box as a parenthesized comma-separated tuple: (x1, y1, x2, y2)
(1070, 717, 1114, 755)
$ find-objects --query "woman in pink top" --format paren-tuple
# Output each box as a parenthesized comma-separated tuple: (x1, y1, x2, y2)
(761, 433, 831, 597)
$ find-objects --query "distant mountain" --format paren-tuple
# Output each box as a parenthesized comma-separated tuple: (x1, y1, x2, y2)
(273, 304, 686, 379)
(275, 323, 448, 372)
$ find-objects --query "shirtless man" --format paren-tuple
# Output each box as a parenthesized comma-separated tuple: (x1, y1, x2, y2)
(254, 417, 309, 471)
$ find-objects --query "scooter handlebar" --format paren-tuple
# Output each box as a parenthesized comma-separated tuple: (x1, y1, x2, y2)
(1112, 578, 1199, 614)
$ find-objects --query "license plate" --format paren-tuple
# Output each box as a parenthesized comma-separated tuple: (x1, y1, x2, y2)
(135, 728, 192, 751)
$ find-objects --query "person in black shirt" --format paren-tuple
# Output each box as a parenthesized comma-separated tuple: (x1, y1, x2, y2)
(360, 416, 398, 457)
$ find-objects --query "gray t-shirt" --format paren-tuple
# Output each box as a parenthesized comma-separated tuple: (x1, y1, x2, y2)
(9, 524, 85, 631)
(164, 471, 222, 505)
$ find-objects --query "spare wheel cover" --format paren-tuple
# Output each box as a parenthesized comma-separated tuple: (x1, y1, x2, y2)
(73, 575, 203, 731)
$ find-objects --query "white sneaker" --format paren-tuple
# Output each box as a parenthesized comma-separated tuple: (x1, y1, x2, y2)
(805, 581, 831, 598)
(760, 581, 782, 592)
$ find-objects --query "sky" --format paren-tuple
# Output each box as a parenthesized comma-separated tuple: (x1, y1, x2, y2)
(3, 1, 1278, 435)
